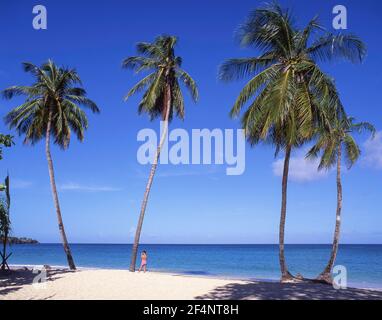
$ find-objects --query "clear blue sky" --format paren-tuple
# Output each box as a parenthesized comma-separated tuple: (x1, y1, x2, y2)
(0, 0, 381, 244)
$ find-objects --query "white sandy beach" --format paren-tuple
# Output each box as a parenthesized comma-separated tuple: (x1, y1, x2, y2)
(1, 267, 382, 300)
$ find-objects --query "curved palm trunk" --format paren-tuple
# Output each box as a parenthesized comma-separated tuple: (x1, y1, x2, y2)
(45, 111, 76, 270)
(279, 145, 294, 282)
(317, 145, 342, 283)
(129, 83, 171, 272)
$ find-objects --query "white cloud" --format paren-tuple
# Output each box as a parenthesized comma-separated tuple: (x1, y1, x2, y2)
(59, 182, 121, 192)
(362, 131, 382, 169)
(272, 153, 330, 183)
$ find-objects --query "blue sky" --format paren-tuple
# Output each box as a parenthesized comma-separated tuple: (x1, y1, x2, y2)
(0, 0, 381, 244)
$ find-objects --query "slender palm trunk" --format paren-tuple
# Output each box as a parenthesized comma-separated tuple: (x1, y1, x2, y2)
(317, 145, 342, 283)
(129, 82, 171, 272)
(45, 111, 76, 270)
(279, 145, 294, 282)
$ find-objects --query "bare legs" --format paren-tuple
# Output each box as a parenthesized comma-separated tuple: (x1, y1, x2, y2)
(138, 265, 147, 273)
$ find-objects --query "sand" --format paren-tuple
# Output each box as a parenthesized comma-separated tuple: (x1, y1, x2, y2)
(1, 267, 382, 300)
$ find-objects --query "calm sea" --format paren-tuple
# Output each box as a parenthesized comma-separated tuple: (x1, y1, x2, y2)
(7, 244, 382, 289)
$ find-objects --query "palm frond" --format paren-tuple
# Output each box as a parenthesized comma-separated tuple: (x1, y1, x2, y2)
(307, 33, 366, 63)
(230, 65, 280, 117)
(351, 120, 376, 137)
(219, 53, 277, 81)
(124, 72, 157, 101)
(4, 61, 99, 148)
(177, 69, 198, 102)
(236, 2, 295, 56)
(122, 35, 197, 122)
(343, 134, 360, 168)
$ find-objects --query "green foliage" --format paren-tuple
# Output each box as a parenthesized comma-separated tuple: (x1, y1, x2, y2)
(307, 115, 376, 170)
(0, 134, 14, 160)
(219, 2, 366, 153)
(3, 60, 100, 149)
(122, 35, 198, 121)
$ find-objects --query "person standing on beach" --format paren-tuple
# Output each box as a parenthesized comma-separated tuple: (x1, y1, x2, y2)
(138, 250, 147, 273)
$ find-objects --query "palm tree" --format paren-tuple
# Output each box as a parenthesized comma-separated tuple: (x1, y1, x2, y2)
(307, 115, 375, 283)
(219, 3, 365, 282)
(123, 35, 198, 271)
(3, 60, 100, 270)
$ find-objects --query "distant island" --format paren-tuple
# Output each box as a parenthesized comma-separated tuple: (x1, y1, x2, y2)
(0, 237, 39, 244)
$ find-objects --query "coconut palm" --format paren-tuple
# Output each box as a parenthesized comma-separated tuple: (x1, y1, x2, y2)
(219, 3, 365, 281)
(3, 60, 100, 270)
(307, 115, 375, 283)
(123, 35, 198, 271)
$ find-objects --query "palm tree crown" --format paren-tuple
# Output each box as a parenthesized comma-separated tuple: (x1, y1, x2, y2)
(122, 35, 198, 120)
(2, 60, 100, 270)
(307, 115, 375, 170)
(3, 60, 100, 147)
(219, 3, 366, 150)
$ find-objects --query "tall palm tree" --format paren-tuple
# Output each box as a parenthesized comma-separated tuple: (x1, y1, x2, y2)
(307, 115, 375, 283)
(219, 3, 365, 282)
(3, 60, 100, 270)
(123, 35, 198, 272)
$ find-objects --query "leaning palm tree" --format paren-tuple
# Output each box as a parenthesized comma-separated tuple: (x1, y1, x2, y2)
(3, 60, 100, 270)
(219, 3, 365, 282)
(307, 114, 375, 283)
(123, 35, 198, 271)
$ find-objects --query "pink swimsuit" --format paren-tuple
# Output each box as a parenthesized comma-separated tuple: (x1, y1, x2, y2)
(141, 256, 147, 266)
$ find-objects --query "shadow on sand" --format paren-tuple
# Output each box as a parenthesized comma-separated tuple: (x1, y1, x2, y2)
(0, 268, 73, 297)
(195, 280, 382, 300)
